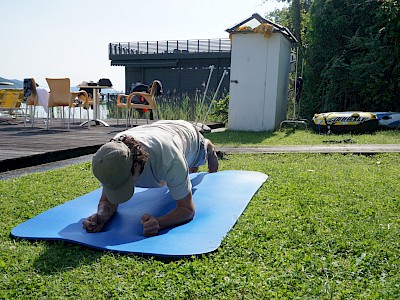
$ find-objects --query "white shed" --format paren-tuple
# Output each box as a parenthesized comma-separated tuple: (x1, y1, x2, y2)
(227, 14, 297, 131)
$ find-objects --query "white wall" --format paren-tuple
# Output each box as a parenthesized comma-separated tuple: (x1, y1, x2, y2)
(228, 31, 291, 131)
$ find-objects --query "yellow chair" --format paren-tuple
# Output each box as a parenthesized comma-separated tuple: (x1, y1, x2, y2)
(0, 89, 24, 118)
(46, 78, 89, 130)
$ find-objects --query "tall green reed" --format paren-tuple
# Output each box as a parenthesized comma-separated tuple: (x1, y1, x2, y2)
(104, 91, 228, 124)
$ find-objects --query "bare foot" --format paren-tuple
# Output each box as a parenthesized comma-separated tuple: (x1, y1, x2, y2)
(205, 139, 219, 173)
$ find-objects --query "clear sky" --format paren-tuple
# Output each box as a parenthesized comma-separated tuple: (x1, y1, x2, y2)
(1, 0, 285, 91)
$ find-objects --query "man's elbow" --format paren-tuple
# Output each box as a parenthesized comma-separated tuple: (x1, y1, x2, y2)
(184, 206, 195, 221)
(177, 192, 195, 220)
(190, 207, 195, 219)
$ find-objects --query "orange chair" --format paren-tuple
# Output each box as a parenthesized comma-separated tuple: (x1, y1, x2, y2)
(127, 80, 159, 124)
(116, 80, 161, 128)
(116, 93, 130, 127)
(76, 92, 94, 123)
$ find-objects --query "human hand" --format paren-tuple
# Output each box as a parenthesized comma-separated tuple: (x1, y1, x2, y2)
(82, 213, 109, 233)
(141, 214, 160, 236)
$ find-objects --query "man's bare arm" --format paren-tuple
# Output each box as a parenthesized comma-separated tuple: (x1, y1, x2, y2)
(82, 189, 118, 232)
(141, 192, 195, 236)
(97, 190, 118, 217)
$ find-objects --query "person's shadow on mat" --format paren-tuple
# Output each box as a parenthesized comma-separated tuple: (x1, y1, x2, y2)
(190, 172, 207, 188)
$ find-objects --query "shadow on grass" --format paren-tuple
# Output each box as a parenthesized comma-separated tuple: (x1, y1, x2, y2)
(32, 240, 200, 275)
(280, 127, 298, 138)
(33, 241, 104, 275)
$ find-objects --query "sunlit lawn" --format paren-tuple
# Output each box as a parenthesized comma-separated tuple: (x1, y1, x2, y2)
(207, 128, 400, 146)
(1, 149, 399, 298)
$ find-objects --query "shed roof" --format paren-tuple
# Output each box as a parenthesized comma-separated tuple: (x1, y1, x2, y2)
(226, 13, 298, 44)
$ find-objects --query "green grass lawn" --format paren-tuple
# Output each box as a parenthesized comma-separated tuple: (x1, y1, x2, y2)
(207, 128, 400, 146)
(1, 151, 399, 299)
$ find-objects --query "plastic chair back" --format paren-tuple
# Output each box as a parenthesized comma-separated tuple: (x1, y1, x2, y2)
(46, 78, 73, 107)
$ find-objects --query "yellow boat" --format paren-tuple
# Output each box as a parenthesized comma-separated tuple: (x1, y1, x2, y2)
(311, 111, 379, 133)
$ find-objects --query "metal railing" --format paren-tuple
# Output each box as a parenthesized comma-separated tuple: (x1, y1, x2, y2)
(109, 38, 231, 56)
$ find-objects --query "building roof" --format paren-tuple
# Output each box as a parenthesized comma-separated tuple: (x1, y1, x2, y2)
(226, 13, 298, 44)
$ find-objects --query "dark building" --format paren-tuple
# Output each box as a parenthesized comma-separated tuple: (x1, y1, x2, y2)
(108, 38, 231, 95)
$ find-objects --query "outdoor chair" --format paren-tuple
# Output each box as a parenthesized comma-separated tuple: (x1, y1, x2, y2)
(23, 78, 40, 127)
(116, 93, 129, 127)
(0, 89, 25, 119)
(46, 78, 89, 130)
(127, 80, 161, 127)
(116, 80, 161, 128)
(116, 81, 149, 127)
(76, 93, 94, 123)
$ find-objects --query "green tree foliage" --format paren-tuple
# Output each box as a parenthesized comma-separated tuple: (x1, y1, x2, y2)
(265, 0, 312, 46)
(302, 0, 400, 117)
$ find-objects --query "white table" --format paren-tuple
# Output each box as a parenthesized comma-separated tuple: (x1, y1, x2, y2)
(78, 85, 110, 127)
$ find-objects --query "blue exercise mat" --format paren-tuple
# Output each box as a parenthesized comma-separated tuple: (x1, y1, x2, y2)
(11, 170, 267, 257)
